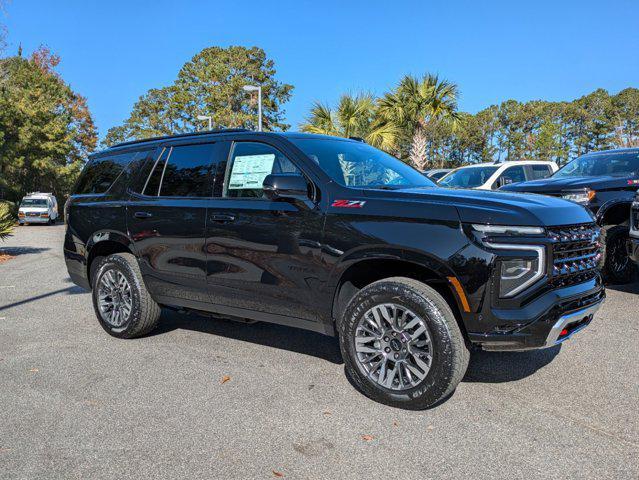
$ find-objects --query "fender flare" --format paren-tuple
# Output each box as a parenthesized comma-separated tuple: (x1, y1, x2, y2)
(595, 199, 633, 226)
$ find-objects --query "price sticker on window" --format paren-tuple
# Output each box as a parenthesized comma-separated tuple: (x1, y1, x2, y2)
(228, 154, 275, 189)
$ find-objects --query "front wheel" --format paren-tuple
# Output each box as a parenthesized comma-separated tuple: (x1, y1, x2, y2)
(602, 225, 636, 284)
(338, 277, 469, 410)
(91, 253, 161, 338)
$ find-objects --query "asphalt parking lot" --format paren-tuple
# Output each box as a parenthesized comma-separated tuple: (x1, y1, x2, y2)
(0, 224, 638, 479)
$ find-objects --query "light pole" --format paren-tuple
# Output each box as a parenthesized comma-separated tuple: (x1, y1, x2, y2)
(242, 85, 262, 132)
(196, 115, 212, 130)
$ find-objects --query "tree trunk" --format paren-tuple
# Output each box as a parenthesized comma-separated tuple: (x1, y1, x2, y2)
(409, 126, 428, 170)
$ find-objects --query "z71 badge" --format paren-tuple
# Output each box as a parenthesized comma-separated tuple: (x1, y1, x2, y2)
(331, 199, 366, 208)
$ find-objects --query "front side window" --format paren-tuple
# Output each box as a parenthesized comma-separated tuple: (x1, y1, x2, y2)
(224, 142, 301, 198)
(530, 164, 552, 180)
(554, 151, 639, 178)
(497, 165, 526, 186)
(288, 138, 434, 189)
(439, 166, 499, 188)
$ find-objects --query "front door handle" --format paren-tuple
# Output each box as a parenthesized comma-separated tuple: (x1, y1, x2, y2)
(210, 213, 236, 223)
(134, 211, 153, 219)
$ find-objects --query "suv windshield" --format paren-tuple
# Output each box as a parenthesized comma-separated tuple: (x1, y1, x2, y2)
(288, 138, 435, 189)
(21, 199, 47, 207)
(438, 166, 499, 188)
(554, 151, 639, 178)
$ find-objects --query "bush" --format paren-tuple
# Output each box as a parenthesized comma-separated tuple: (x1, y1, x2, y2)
(0, 201, 15, 241)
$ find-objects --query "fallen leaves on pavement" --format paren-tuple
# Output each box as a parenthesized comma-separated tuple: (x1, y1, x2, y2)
(361, 434, 374, 441)
(272, 470, 284, 477)
(220, 375, 231, 385)
(28, 368, 39, 373)
(0, 253, 14, 264)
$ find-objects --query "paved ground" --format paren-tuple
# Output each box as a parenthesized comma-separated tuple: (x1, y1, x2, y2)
(0, 224, 638, 479)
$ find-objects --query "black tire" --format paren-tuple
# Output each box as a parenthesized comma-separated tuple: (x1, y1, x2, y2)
(338, 277, 469, 410)
(91, 253, 161, 338)
(601, 225, 636, 284)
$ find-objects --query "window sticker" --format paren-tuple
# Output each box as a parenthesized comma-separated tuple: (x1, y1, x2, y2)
(228, 154, 275, 189)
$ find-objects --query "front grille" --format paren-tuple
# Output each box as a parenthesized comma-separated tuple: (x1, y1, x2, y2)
(547, 223, 602, 287)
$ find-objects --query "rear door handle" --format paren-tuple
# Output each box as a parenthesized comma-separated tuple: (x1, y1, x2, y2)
(210, 213, 236, 223)
(134, 211, 153, 219)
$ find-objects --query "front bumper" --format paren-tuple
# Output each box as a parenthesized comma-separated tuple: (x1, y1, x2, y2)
(19, 214, 50, 223)
(468, 277, 605, 351)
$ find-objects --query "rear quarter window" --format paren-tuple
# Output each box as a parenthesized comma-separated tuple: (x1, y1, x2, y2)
(74, 151, 138, 194)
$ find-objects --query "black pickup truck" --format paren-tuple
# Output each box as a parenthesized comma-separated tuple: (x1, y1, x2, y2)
(64, 130, 604, 409)
(502, 148, 639, 284)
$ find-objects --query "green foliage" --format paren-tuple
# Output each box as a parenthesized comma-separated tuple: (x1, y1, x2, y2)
(104, 46, 293, 147)
(0, 46, 97, 204)
(300, 94, 400, 150)
(303, 85, 639, 169)
(0, 201, 14, 240)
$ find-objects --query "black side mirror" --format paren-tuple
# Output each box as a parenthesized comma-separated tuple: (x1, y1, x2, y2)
(262, 174, 310, 201)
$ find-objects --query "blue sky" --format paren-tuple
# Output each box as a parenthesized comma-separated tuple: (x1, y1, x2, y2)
(3, 0, 638, 140)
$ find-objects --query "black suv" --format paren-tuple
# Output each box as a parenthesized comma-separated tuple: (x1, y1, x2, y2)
(64, 130, 604, 409)
(501, 148, 639, 284)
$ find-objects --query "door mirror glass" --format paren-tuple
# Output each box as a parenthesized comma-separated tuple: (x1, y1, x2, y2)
(262, 174, 309, 201)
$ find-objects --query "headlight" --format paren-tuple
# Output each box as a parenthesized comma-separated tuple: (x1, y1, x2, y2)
(472, 224, 544, 235)
(484, 242, 546, 298)
(562, 190, 595, 204)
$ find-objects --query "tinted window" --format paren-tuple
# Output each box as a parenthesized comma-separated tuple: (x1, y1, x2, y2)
(224, 142, 301, 198)
(159, 144, 215, 197)
(530, 164, 552, 180)
(499, 165, 526, 185)
(554, 151, 639, 178)
(143, 148, 168, 196)
(75, 151, 136, 194)
(439, 166, 499, 188)
(289, 138, 433, 189)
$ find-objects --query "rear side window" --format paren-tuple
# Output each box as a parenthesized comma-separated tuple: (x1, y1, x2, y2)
(74, 151, 137, 194)
(141, 143, 216, 197)
(530, 164, 552, 180)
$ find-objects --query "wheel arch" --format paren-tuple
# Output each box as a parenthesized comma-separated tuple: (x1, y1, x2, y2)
(85, 231, 134, 287)
(329, 253, 469, 340)
(596, 199, 632, 227)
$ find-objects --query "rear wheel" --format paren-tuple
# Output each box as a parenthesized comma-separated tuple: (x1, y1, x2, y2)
(91, 253, 161, 338)
(602, 225, 636, 284)
(338, 277, 469, 410)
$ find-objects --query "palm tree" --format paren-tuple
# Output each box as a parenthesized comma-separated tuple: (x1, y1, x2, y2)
(378, 74, 460, 170)
(300, 94, 399, 150)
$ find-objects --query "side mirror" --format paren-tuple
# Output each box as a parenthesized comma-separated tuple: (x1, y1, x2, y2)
(262, 173, 310, 201)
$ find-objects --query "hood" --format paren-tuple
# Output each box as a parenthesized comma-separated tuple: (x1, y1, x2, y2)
(500, 175, 634, 192)
(363, 186, 594, 227)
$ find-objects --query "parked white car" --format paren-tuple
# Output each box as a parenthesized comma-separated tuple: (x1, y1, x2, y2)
(437, 161, 559, 190)
(18, 192, 59, 225)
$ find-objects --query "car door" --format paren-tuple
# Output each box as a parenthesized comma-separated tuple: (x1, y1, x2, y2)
(204, 139, 326, 324)
(127, 140, 221, 305)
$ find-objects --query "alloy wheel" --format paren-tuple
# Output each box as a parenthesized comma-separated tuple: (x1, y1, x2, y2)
(97, 269, 133, 327)
(354, 303, 433, 391)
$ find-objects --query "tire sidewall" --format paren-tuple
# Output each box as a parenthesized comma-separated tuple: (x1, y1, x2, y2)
(603, 225, 636, 284)
(339, 280, 459, 409)
(91, 255, 144, 338)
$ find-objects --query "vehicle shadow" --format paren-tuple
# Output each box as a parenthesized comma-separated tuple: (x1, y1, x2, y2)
(604, 281, 639, 294)
(151, 308, 344, 364)
(0, 246, 50, 256)
(462, 345, 561, 383)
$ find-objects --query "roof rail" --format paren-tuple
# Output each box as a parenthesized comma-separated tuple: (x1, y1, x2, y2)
(111, 128, 252, 148)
